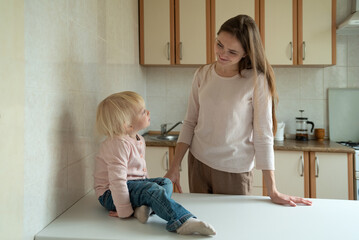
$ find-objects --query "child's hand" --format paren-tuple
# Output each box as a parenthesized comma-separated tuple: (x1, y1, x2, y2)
(108, 211, 118, 217)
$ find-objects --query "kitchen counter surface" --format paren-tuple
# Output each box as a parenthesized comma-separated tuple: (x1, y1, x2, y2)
(144, 132, 355, 153)
(36, 190, 359, 240)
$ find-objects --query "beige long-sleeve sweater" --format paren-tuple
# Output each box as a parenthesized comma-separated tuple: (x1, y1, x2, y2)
(178, 64, 275, 173)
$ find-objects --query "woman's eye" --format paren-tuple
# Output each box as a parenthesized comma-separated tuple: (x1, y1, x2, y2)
(217, 43, 223, 48)
(229, 51, 237, 55)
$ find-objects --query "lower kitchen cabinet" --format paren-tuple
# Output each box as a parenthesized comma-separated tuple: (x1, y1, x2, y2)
(146, 146, 171, 178)
(310, 152, 350, 200)
(251, 167, 263, 196)
(146, 146, 189, 193)
(274, 150, 354, 200)
(274, 151, 308, 197)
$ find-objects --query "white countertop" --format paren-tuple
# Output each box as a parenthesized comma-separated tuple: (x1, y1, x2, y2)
(36, 191, 359, 240)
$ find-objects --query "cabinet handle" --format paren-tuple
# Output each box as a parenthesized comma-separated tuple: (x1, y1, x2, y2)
(165, 151, 169, 171)
(299, 155, 304, 177)
(179, 42, 183, 60)
(302, 41, 306, 61)
(290, 42, 293, 61)
(315, 156, 319, 178)
(167, 42, 170, 61)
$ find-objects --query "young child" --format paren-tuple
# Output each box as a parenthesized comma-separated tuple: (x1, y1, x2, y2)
(94, 91, 216, 235)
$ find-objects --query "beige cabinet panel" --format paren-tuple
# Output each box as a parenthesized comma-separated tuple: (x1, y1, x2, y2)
(143, 0, 171, 64)
(180, 150, 190, 193)
(179, 0, 207, 64)
(146, 146, 170, 178)
(214, 0, 256, 34)
(274, 151, 305, 197)
(252, 167, 263, 196)
(313, 152, 348, 200)
(301, 0, 332, 65)
(264, 0, 294, 65)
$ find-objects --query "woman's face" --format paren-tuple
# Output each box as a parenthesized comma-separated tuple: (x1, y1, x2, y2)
(214, 31, 246, 68)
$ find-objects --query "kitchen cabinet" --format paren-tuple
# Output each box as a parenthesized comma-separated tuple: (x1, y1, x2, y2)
(274, 150, 353, 200)
(261, 0, 336, 65)
(146, 146, 189, 193)
(211, 0, 259, 62)
(139, 0, 211, 65)
(251, 167, 263, 196)
(146, 146, 171, 178)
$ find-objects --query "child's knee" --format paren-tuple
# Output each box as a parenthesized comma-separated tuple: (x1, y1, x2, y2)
(163, 178, 173, 187)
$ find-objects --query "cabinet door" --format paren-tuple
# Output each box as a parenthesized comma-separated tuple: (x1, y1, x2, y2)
(299, 0, 333, 65)
(177, 0, 208, 64)
(214, 0, 257, 33)
(274, 151, 307, 197)
(179, 150, 190, 193)
(252, 167, 263, 196)
(311, 152, 348, 200)
(141, 0, 173, 65)
(146, 147, 170, 178)
(263, 0, 296, 65)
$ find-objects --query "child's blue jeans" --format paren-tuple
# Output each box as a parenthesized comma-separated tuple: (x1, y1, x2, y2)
(98, 177, 194, 232)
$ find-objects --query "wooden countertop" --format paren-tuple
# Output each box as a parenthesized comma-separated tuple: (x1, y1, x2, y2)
(143, 132, 355, 153)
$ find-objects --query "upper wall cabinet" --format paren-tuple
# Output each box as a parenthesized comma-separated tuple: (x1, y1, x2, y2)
(139, 0, 211, 65)
(211, 0, 259, 62)
(261, 0, 336, 66)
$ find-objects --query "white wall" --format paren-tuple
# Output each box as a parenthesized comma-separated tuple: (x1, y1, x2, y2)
(146, 0, 359, 137)
(1, 0, 146, 240)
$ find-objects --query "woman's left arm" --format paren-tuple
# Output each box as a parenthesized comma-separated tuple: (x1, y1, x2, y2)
(262, 170, 312, 206)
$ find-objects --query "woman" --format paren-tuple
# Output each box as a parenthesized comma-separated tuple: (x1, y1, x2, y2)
(165, 15, 312, 207)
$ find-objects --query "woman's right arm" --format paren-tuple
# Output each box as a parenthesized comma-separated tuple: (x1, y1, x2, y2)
(164, 142, 189, 193)
(165, 66, 204, 192)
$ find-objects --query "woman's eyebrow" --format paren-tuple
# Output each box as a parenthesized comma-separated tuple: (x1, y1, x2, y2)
(217, 39, 239, 53)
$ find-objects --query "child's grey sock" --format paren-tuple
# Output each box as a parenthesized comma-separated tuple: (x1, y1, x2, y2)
(176, 217, 216, 236)
(134, 205, 151, 224)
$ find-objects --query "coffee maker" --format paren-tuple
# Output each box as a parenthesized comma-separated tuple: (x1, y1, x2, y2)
(296, 110, 314, 141)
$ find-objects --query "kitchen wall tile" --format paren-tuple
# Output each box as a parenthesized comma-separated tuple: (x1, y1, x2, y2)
(348, 67, 359, 87)
(147, 96, 167, 130)
(146, 67, 168, 97)
(276, 99, 302, 135)
(274, 68, 301, 100)
(301, 99, 326, 135)
(348, 35, 359, 67)
(165, 96, 188, 127)
(68, 63, 99, 92)
(68, 0, 98, 35)
(69, 21, 98, 63)
(323, 66, 348, 95)
(25, 0, 69, 62)
(300, 68, 324, 100)
(336, 35, 348, 67)
(26, 61, 69, 92)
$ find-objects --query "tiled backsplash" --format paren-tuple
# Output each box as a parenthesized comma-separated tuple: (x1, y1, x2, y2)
(146, 35, 359, 137)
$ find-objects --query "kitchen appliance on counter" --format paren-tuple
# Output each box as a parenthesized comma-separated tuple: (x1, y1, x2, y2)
(295, 110, 314, 141)
(329, 88, 359, 200)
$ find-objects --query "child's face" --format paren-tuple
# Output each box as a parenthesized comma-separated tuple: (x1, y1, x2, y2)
(132, 106, 150, 132)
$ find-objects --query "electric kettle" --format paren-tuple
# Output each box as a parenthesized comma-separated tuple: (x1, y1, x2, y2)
(295, 110, 314, 141)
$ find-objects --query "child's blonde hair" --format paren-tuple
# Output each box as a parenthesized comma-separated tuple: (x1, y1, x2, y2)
(96, 91, 145, 137)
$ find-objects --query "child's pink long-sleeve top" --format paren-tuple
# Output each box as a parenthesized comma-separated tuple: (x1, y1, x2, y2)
(94, 134, 148, 218)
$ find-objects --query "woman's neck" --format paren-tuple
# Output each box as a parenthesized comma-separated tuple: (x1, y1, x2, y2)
(214, 62, 239, 77)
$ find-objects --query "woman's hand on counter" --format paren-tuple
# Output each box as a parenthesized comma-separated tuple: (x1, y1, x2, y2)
(270, 191, 313, 207)
(164, 167, 183, 193)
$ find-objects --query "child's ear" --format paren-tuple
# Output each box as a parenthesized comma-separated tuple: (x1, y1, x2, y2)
(124, 123, 134, 133)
